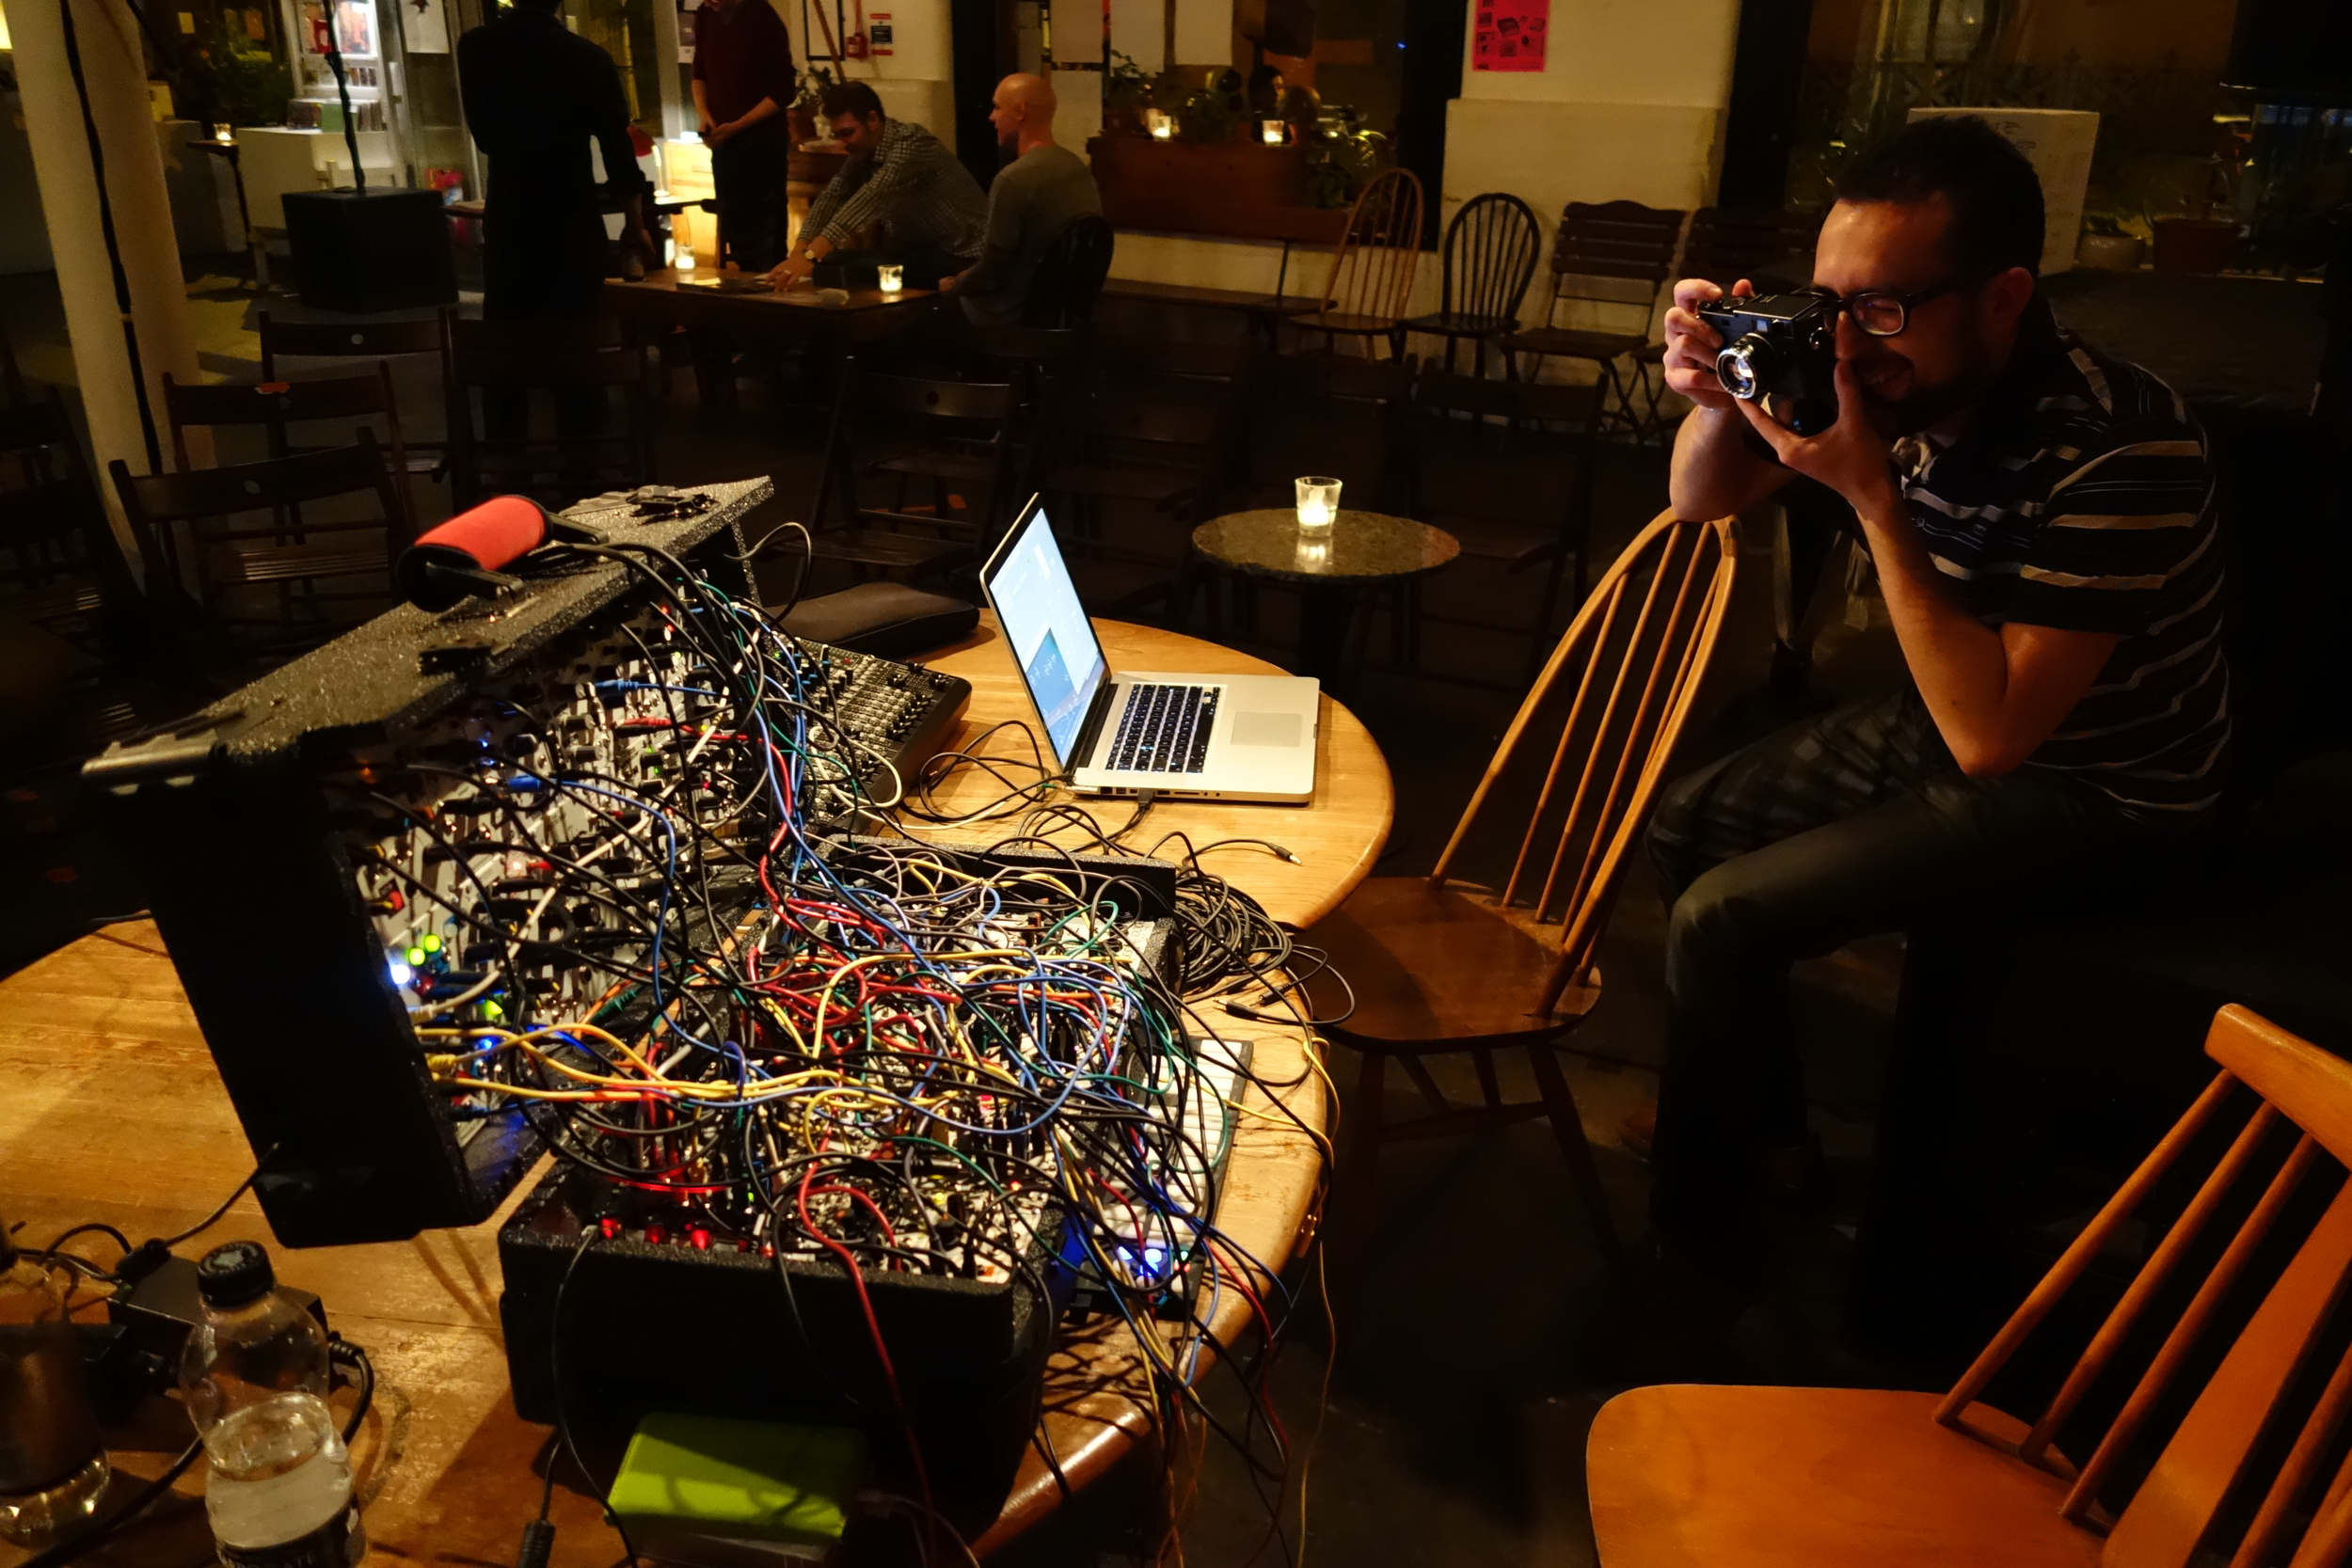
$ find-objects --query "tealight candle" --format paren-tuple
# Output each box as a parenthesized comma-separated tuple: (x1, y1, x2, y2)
(1148, 110, 1174, 141)
(1295, 475, 1341, 531)
(877, 264, 904, 293)
(1262, 119, 1284, 145)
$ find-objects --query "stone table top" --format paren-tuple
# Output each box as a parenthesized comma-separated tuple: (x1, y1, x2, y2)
(1192, 508, 1460, 586)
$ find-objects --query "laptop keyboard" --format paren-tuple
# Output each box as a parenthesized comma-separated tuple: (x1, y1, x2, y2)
(1104, 684, 1220, 774)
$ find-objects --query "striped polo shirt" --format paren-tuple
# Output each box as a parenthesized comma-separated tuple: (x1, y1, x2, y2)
(1891, 304, 2231, 819)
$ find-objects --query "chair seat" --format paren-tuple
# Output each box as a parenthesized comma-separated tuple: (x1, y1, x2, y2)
(1308, 876, 1597, 1047)
(1503, 327, 1648, 362)
(1046, 461, 1197, 507)
(1587, 1386, 2097, 1568)
(1300, 312, 1400, 337)
(1401, 311, 1521, 339)
(868, 445, 999, 485)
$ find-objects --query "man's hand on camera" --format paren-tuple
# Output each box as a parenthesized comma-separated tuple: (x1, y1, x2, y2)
(1661, 277, 1754, 412)
(1734, 356, 1901, 520)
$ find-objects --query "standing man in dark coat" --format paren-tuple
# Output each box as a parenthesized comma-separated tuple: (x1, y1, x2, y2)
(691, 0, 796, 272)
(456, 0, 648, 320)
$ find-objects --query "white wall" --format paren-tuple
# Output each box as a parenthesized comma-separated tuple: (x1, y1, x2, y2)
(1457, 0, 1739, 109)
(787, 0, 956, 152)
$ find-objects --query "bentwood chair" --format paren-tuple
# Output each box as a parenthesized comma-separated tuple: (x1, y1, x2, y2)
(1294, 168, 1425, 359)
(1307, 511, 1740, 1277)
(1591, 1004, 2352, 1568)
(1400, 192, 1544, 375)
(1502, 200, 1686, 438)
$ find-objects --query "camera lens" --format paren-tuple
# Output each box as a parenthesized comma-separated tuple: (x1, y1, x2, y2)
(1715, 335, 1779, 402)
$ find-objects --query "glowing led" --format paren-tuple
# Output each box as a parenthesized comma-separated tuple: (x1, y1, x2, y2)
(481, 999, 504, 1021)
(389, 960, 414, 986)
(421, 933, 443, 953)
(405, 945, 427, 966)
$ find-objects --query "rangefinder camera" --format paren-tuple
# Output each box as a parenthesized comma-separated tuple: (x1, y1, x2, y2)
(1694, 292, 1838, 435)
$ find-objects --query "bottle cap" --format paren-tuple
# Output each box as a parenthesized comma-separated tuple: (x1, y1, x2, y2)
(196, 1241, 276, 1308)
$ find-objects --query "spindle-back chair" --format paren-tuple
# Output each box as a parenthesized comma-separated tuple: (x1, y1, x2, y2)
(1294, 169, 1424, 359)
(1308, 511, 1740, 1275)
(1590, 1004, 2352, 1568)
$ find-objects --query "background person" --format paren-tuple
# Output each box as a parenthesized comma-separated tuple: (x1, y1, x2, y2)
(940, 73, 1101, 324)
(1637, 116, 2231, 1317)
(768, 81, 985, 291)
(690, 0, 796, 273)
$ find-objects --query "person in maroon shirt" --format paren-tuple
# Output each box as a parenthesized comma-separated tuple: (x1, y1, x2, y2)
(691, 0, 796, 270)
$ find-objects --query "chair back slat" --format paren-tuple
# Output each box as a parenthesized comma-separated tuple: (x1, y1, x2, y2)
(1430, 510, 1736, 1009)
(2235, 1308, 2352, 1567)
(259, 310, 446, 374)
(1931, 1007, 2352, 1568)
(1682, 206, 1822, 291)
(2019, 1101, 2284, 1466)
(2061, 1132, 2322, 1524)
(1322, 169, 1424, 324)
(1440, 192, 1543, 325)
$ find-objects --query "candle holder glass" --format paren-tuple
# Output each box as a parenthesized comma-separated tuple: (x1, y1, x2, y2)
(877, 264, 904, 293)
(1294, 476, 1342, 531)
(1262, 119, 1285, 145)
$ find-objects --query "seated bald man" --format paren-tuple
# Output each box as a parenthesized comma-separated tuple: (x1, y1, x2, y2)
(942, 73, 1102, 325)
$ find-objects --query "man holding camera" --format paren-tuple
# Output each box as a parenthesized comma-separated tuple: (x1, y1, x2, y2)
(1641, 117, 2230, 1303)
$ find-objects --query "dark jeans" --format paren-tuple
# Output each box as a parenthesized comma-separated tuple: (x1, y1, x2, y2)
(480, 208, 611, 491)
(712, 120, 792, 272)
(1644, 688, 2161, 1248)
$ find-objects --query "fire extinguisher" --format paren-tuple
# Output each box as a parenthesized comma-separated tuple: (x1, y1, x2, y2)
(843, 0, 868, 57)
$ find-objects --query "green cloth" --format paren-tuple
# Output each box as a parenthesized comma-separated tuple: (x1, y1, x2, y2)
(607, 1414, 865, 1550)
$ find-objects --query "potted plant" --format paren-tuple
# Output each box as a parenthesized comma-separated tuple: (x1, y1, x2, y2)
(1177, 69, 1246, 144)
(1303, 106, 1384, 210)
(2076, 213, 2146, 271)
(1103, 50, 1151, 135)
(790, 64, 834, 145)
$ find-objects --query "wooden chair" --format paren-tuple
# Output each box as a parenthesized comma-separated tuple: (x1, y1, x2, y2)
(1023, 214, 1116, 329)
(1400, 192, 1545, 375)
(1589, 1004, 2352, 1568)
(444, 316, 654, 511)
(1502, 200, 1686, 439)
(1403, 365, 1605, 681)
(258, 309, 449, 482)
(0, 397, 198, 766)
(112, 438, 406, 653)
(1306, 511, 1740, 1276)
(1294, 169, 1425, 360)
(163, 369, 417, 541)
(807, 360, 1023, 581)
(1042, 336, 1256, 614)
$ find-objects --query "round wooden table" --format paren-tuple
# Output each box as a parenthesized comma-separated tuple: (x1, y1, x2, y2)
(0, 617, 1390, 1568)
(1192, 508, 1460, 689)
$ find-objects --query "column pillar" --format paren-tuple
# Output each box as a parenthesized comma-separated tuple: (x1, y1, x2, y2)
(14, 0, 205, 568)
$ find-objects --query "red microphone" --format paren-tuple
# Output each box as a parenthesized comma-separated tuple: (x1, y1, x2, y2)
(397, 496, 554, 611)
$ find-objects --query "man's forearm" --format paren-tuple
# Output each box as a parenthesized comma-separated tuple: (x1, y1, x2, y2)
(735, 96, 780, 129)
(1670, 404, 1787, 521)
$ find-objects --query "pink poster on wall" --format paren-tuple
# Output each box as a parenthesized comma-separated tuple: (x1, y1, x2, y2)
(1472, 0, 1549, 71)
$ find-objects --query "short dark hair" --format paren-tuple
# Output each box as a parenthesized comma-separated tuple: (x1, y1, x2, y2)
(1835, 115, 2045, 278)
(819, 81, 884, 121)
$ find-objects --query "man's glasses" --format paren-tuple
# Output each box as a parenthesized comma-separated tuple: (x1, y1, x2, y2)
(1808, 275, 1977, 338)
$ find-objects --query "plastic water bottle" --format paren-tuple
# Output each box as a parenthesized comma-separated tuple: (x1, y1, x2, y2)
(0, 1213, 109, 1545)
(180, 1243, 365, 1568)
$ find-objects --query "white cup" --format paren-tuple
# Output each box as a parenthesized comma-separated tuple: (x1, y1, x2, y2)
(1295, 476, 1342, 531)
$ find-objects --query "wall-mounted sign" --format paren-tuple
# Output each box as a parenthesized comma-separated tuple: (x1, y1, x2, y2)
(1472, 0, 1548, 71)
(867, 10, 891, 55)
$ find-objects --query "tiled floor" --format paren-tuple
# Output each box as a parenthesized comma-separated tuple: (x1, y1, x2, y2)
(3, 261, 1925, 1566)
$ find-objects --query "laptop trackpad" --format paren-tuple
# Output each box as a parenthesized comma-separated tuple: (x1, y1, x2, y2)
(1231, 712, 1302, 749)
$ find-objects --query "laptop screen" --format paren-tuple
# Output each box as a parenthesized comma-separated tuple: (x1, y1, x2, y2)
(981, 500, 1109, 769)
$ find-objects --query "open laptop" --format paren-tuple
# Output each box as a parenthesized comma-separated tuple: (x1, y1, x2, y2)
(979, 497, 1319, 803)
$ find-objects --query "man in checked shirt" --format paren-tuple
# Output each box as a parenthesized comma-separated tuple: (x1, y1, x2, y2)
(766, 80, 986, 292)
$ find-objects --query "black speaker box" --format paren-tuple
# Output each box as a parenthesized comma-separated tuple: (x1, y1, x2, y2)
(283, 189, 458, 314)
